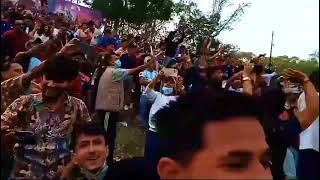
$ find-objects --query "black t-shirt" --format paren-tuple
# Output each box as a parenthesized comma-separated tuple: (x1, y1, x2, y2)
(120, 54, 136, 69)
(165, 31, 184, 57)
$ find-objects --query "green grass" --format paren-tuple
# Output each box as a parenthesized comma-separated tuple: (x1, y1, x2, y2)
(114, 112, 146, 160)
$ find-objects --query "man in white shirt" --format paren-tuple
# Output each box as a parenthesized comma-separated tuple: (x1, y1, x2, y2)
(86, 21, 102, 46)
(143, 72, 185, 170)
(138, 56, 158, 127)
(284, 69, 319, 180)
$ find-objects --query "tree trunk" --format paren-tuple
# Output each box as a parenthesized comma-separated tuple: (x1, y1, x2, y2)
(113, 18, 120, 35)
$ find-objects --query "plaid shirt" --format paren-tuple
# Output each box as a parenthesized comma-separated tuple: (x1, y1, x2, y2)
(1, 91, 91, 179)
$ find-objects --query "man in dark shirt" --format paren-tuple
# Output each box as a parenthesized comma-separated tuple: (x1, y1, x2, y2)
(2, 19, 30, 58)
(120, 42, 138, 69)
(164, 29, 185, 66)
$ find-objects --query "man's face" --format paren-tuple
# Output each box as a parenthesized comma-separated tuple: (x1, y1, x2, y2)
(211, 69, 224, 81)
(24, 18, 33, 27)
(110, 54, 119, 66)
(158, 117, 271, 179)
(106, 44, 115, 54)
(147, 61, 156, 70)
(128, 47, 137, 55)
(163, 77, 176, 89)
(75, 134, 108, 172)
(81, 24, 87, 30)
(41, 76, 71, 101)
(14, 20, 25, 32)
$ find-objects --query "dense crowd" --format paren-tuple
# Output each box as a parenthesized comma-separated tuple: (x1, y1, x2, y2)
(1, 1, 319, 180)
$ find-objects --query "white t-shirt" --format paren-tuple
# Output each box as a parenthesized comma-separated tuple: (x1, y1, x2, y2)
(74, 29, 87, 39)
(53, 28, 59, 37)
(262, 72, 277, 86)
(33, 33, 50, 43)
(297, 92, 319, 152)
(145, 89, 177, 132)
(86, 28, 102, 45)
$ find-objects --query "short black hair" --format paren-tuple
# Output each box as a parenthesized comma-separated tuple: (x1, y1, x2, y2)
(87, 20, 95, 27)
(104, 28, 112, 34)
(43, 54, 79, 82)
(127, 41, 137, 49)
(71, 122, 108, 151)
(207, 65, 226, 77)
(155, 90, 263, 166)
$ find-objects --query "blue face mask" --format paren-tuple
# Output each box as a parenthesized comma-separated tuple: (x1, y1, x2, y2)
(114, 59, 121, 68)
(162, 86, 174, 95)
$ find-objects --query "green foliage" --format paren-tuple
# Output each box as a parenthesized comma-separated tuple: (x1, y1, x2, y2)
(91, 0, 174, 25)
(270, 57, 319, 75)
(234, 52, 319, 75)
(173, 0, 250, 53)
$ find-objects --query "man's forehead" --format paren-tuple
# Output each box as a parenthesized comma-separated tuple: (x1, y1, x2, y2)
(78, 134, 105, 142)
(203, 117, 266, 151)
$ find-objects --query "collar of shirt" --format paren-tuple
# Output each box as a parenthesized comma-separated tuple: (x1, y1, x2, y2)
(31, 92, 72, 107)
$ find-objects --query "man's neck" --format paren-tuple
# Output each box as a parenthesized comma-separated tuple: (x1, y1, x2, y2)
(45, 93, 68, 112)
(81, 162, 108, 180)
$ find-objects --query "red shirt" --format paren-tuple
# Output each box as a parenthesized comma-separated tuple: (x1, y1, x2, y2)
(3, 30, 29, 56)
(68, 74, 82, 99)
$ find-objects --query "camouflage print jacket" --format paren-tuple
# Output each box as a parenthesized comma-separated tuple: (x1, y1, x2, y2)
(1, 92, 91, 179)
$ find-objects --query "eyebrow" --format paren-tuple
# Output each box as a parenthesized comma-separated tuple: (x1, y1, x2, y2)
(217, 150, 254, 170)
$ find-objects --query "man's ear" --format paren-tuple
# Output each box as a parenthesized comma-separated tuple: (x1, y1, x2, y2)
(157, 157, 183, 179)
(105, 145, 109, 157)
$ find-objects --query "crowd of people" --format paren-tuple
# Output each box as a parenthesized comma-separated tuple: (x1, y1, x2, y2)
(1, 1, 319, 180)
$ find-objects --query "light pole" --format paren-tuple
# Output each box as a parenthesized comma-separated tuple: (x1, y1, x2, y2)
(268, 31, 274, 69)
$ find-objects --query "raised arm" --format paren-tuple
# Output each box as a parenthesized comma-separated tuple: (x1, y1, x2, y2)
(127, 53, 157, 76)
(284, 68, 319, 129)
(242, 63, 254, 96)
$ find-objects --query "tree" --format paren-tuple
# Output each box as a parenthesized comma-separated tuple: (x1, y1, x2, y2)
(91, 0, 174, 36)
(173, 0, 250, 53)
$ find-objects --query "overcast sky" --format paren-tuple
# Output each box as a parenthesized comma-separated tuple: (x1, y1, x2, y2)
(178, 0, 319, 59)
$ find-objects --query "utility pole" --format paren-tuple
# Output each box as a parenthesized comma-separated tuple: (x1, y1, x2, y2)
(268, 31, 274, 69)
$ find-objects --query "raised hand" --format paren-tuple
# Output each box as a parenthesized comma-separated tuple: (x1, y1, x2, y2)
(283, 68, 309, 84)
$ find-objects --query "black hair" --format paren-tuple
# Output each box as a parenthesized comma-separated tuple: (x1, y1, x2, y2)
(13, 52, 32, 73)
(207, 65, 226, 77)
(127, 41, 137, 49)
(43, 54, 79, 82)
(155, 90, 263, 166)
(1, 60, 11, 72)
(71, 121, 108, 151)
(87, 20, 95, 27)
(104, 28, 112, 34)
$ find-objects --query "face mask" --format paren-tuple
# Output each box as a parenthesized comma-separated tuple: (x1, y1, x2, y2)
(162, 86, 174, 95)
(114, 59, 121, 68)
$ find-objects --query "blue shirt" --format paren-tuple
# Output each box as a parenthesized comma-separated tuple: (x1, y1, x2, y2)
(1, 20, 13, 36)
(28, 57, 42, 72)
(98, 36, 116, 48)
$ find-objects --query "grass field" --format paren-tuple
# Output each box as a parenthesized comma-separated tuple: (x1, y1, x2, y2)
(114, 112, 146, 160)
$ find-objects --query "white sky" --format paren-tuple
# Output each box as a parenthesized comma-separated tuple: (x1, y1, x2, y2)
(176, 0, 319, 59)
